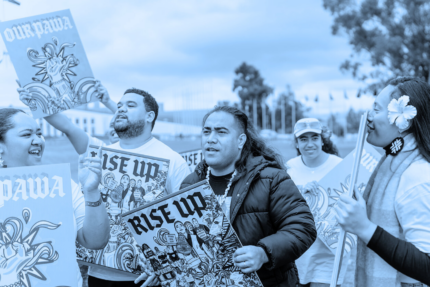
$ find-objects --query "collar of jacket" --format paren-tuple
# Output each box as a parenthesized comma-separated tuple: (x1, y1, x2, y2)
(194, 155, 280, 223)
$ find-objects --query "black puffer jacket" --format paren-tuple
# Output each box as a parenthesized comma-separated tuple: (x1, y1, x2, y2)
(180, 155, 317, 287)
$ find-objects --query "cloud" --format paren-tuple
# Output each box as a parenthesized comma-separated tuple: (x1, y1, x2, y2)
(0, 0, 368, 112)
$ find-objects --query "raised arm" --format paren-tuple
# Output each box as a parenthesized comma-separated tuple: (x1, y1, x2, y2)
(76, 146, 110, 249)
(17, 80, 115, 155)
(47, 113, 90, 154)
(94, 80, 117, 113)
(17, 88, 90, 154)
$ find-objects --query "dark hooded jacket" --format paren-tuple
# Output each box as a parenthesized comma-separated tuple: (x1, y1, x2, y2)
(180, 155, 317, 287)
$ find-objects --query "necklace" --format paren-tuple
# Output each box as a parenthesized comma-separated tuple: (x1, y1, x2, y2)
(206, 167, 237, 207)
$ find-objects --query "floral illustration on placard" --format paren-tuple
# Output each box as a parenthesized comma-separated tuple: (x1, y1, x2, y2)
(0, 208, 61, 287)
(301, 175, 366, 253)
(23, 37, 97, 115)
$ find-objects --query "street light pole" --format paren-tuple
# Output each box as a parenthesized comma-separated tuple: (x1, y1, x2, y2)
(272, 99, 276, 131)
(281, 97, 286, 134)
(289, 100, 296, 133)
(253, 98, 258, 128)
(262, 100, 266, 130)
(245, 100, 250, 117)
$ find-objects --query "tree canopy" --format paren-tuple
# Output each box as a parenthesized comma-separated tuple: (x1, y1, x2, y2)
(275, 86, 307, 133)
(323, 0, 430, 93)
(232, 63, 307, 131)
(233, 62, 273, 108)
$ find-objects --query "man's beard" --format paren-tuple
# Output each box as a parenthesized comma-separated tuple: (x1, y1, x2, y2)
(114, 119, 146, 139)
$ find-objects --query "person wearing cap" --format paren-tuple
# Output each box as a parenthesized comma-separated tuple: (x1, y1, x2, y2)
(285, 118, 344, 287)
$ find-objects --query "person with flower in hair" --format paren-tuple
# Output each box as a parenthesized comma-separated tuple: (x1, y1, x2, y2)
(285, 118, 344, 287)
(335, 77, 430, 287)
(179, 106, 317, 287)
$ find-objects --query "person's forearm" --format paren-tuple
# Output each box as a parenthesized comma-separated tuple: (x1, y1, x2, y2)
(367, 226, 430, 285)
(45, 113, 89, 154)
(45, 113, 75, 134)
(356, 221, 377, 245)
(77, 189, 110, 250)
(103, 99, 117, 113)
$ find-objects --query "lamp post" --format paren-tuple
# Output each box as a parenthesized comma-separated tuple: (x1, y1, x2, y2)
(272, 99, 276, 131)
(245, 100, 251, 118)
(288, 99, 296, 134)
(262, 100, 266, 130)
(253, 98, 258, 128)
(281, 97, 286, 134)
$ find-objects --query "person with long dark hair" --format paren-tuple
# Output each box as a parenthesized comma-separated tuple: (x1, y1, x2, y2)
(285, 118, 343, 287)
(335, 77, 430, 286)
(180, 106, 317, 287)
(294, 123, 339, 158)
(0, 108, 109, 287)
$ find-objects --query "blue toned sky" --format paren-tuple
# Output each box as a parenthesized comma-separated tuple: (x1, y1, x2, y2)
(0, 0, 374, 114)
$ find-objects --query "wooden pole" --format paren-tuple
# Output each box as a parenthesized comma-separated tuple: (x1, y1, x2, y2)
(272, 100, 276, 131)
(330, 111, 368, 287)
(262, 101, 266, 130)
(281, 97, 286, 134)
(291, 100, 296, 133)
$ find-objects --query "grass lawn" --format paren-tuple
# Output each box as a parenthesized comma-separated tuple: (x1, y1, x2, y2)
(42, 136, 359, 182)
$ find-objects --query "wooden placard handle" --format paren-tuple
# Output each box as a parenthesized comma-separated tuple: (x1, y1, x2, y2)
(330, 111, 368, 287)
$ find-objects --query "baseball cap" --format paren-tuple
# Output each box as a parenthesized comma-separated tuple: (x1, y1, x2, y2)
(294, 118, 322, 137)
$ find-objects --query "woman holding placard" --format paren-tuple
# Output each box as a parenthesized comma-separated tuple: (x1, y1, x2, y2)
(335, 77, 430, 286)
(0, 108, 110, 287)
(285, 118, 343, 287)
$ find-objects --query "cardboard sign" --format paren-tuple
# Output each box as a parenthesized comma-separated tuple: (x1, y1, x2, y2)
(180, 149, 203, 173)
(121, 181, 263, 287)
(301, 142, 382, 255)
(0, 10, 97, 118)
(76, 145, 170, 276)
(0, 163, 77, 287)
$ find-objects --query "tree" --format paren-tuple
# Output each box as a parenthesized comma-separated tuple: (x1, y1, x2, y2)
(327, 114, 345, 137)
(274, 86, 308, 133)
(217, 100, 239, 108)
(233, 62, 273, 128)
(346, 108, 364, 133)
(323, 0, 430, 93)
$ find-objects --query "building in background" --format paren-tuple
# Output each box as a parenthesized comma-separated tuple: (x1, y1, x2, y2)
(158, 104, 211, 127)
(4, 102, 204, 140)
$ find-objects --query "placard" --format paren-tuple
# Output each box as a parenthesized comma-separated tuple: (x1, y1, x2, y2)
(180, 149, 203, 173)
(0, 163, 77, 287)
(76, 145, 170, 276)
(301, 142, 382, 254)
(0, 9, 97, 118)
(122, 181, 263, 287)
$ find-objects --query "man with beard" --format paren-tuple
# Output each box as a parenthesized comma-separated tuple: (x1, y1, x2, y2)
(88, 88, 190, 287)
(179, 106, 317, 287)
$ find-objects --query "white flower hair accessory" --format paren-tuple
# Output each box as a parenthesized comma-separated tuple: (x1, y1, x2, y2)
(387, 95, 417, 132)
